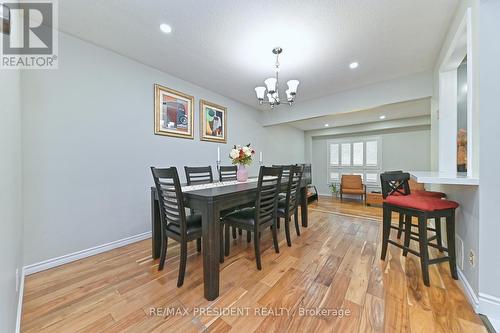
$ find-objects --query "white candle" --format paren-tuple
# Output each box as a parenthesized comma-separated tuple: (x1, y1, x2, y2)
(259, 151, 263, 163)
(217, 146, 220, 162)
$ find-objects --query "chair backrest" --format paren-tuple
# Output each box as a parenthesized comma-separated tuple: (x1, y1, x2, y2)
(283, 165, 304, 215)
(184, 166, 213, 185)
(219, 165, 237, 181)
(341, 174, 363, 189)
(273, 164, 292, 180)
(380, 172, 411, 199)
(151, 167, 187, 236)
(255, 166, 283, 228)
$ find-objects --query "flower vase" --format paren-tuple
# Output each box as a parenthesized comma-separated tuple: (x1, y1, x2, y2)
(236, 164, 248, 182)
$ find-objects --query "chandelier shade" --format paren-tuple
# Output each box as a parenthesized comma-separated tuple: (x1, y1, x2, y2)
(287, 80, 300, 94)
(254, 86, 266, 100)
(264, 78, 277, 93)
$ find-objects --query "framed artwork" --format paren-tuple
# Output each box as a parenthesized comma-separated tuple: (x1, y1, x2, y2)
(1, 4, 11, 35)
(200, 99, 227, 143)
(154, 84, 194, 139)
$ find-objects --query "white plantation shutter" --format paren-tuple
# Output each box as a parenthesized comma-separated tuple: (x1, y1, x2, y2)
(353, 142, 364, 166)
(366, 141, 378, 166)
(365, 173, 378, 183)
(330, 144, 339, 166)
(341, 143, 351, 166)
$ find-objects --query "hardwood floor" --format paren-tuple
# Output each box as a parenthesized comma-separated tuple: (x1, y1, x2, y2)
(21, 197, 486, 332)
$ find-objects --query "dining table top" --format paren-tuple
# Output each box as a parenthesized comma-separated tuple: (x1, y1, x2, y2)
(150, 174, 312, 199)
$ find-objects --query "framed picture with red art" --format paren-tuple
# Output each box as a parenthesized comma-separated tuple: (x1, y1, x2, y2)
(154, 84, 194, 139)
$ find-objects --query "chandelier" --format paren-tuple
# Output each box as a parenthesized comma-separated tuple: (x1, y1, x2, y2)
(254, 47, 299, 109)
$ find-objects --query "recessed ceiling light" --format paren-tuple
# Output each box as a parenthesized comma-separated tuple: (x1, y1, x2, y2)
(160, 23, 172, 34)
(379, 115, 386, 120)
(349, 62, 359, 69)
(324, 124, 329, 127)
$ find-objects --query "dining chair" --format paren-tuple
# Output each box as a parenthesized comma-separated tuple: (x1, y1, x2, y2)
(218, 165, 237, 181)
(277, 165, 304, 246)
(151, 167, 202, 287)
(272, 164, 293, 228)
(217, 165, 247, 240)
(222, 166, 283, 270)
(184, 166, 213, 185)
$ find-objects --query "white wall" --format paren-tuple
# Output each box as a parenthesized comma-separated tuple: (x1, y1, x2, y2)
(311, 127, 431, 195)
(0, 62, 23, 331)
(21, 32, 305, 266)
(478, 0, 500, 321)
(431, 0, 481, 302)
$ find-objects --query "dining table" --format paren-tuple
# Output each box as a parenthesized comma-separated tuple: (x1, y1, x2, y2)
(150, 169, 312, 301)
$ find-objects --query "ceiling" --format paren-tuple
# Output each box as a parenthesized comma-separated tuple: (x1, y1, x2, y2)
(287, 98, 431, 131)
(58, 0, 459, 109)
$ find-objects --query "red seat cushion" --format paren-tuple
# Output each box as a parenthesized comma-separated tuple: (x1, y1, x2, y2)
(385, 194, 459, 211)
(414, 190, 446, 198)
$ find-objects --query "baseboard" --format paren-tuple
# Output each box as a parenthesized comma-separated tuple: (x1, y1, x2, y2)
(15, 267, 25, 333)
(24, 231, 151, 276)
(479, 292, 500, 327)
(457, 269, 480, 311)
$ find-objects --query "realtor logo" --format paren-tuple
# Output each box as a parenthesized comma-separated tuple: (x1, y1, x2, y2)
(1, 0, 58, 69)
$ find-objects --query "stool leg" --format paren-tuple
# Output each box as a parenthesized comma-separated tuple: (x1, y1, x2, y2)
(381, 205, 391, 260)
(417, 215, 430, 287)
(403, 214, 412, 257)
(397, 213, 404, 239)
(435, 217, 443, 253)
(446, 213, 458, 280)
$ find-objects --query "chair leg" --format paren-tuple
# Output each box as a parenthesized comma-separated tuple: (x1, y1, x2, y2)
(381, 205, 391, 260)
(446, 212, 458, 280)
(177, 241, 187, 287)
(224, 224, 230, 256)
(284, 216, 292, 247)
(254, 230, 262, 270)
(158, 234, 168, 271)
(397, 213, 404, 239)
(196, 238, 201, 253)
(271, 226, 280, 253)
(403, 213, 412, 257)
(294, 210, 301, 236)
(247, 230, 251, 243)
(219, 224, 224, 263)
(276, 216, 280, 229)
(232, 226, 237, 239)
(417, 215, 430, 287)
(238, 228, 243, 236)
(435, 217, 443, 253)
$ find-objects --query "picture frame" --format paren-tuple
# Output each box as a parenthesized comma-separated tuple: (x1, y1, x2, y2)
(200, 99, 227, 143)
(1, 3, 11, 35)
(154, 84, 194, 139)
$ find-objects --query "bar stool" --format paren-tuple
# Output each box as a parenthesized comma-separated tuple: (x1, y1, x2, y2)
(380, 172, 459, 286)
(397, 177, 447, 251)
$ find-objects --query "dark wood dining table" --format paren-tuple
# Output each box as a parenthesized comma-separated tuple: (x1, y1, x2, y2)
(150, 174, 312, 301)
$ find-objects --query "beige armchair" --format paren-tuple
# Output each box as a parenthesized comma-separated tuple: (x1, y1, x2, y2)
(340, 175, 366, 203)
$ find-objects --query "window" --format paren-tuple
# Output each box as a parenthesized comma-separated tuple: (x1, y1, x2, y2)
(327, 137, 381, 186)
(353, 142, 364, 166)
(330, 144, 339, 166)
(341, 143, 351, 166)
(366, 141, 378, 166)
(365, 173, 378, 183)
